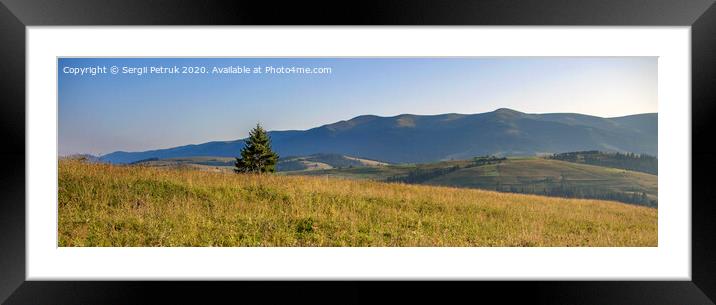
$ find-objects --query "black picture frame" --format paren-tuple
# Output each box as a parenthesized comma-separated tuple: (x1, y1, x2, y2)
(1, 0, 715, 304)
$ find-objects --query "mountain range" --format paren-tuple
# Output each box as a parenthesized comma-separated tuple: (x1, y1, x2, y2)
(98, 108, 657, 164)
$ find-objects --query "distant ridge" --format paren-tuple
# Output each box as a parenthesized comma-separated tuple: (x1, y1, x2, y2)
(99, 108, 657, 164)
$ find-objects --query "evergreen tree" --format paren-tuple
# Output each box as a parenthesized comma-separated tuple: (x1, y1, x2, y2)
(235, 123, 279, 173)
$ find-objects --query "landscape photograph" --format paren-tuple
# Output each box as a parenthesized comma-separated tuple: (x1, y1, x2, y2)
(58, 57, 658, 247)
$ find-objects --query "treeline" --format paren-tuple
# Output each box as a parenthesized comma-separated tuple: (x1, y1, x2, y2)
(469, 155, 507, 167)
(129, 157, 159, 165)
(386, 155, 506, 184)
(276, 160, 308, 172)
(495, 181, 657, 207)
(385, 165, 461, 184)
(548, 151, 657, 175)
(385, 155, 506, 184)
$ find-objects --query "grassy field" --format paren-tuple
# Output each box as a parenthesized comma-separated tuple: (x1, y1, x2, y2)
(58, 160, 657, 247)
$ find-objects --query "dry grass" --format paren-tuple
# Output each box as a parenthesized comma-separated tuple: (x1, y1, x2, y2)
(58, 160, 657, 247)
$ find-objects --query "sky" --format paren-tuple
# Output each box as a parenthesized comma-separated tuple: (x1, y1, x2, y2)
(58, 57, 657, 156)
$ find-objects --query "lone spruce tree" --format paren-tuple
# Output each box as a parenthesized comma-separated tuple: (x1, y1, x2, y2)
(235, 123, 279, 173)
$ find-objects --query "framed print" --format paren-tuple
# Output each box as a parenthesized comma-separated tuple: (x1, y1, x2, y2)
(2, 0, 716, 304)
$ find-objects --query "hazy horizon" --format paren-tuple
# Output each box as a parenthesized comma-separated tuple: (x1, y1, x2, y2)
(59, 57, 657, 156)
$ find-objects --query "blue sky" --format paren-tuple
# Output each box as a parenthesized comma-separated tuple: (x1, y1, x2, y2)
(58, 57, 657, 156)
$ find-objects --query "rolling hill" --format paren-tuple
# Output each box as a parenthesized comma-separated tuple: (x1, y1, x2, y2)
(130, 154, 388, 173)
(287, 157, 658, 207)
(98, 108, 657, 164)
(277, 154, 388, 171)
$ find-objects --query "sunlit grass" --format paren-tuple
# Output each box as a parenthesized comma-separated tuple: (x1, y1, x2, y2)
(58, 160, 657, 247)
